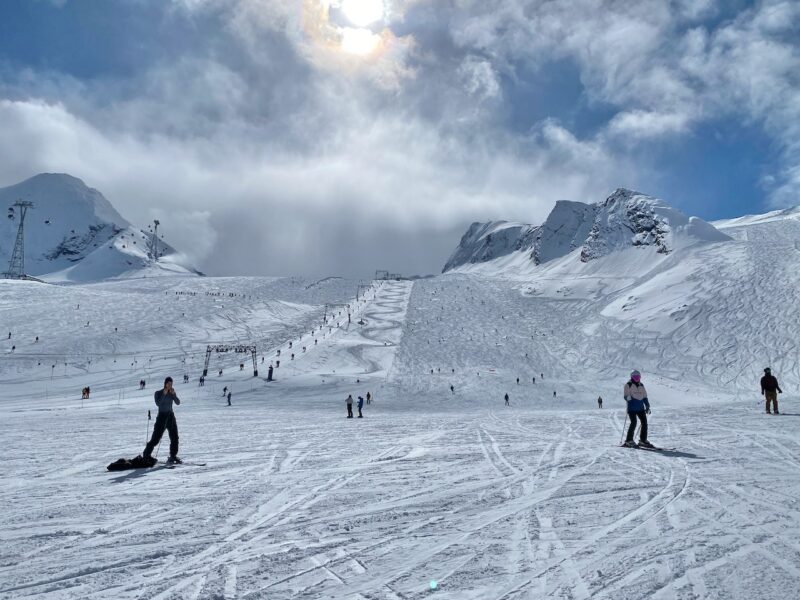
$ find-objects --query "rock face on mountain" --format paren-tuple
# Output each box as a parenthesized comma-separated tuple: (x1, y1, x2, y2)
(532, 200, 598, 265)
(0, 173, 199, 281)
(442, 221, 538, 272)
(443, 188, 730, 273)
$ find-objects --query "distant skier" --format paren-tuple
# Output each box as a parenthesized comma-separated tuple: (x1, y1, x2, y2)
(366, 391, 371, 404)
(143, 377, 181, 464)
(450, 384, 455, 394)
(516, 377, 520, 385)
(346, 394, 354, 418)
(761, 367, 783, 414)
(598, 396, 603, 408)
(553, 390, 557, 398)
(223, 386, 228, 397)
(357, 396, 364, 418)
(199, 376, 205, 387)
(227, 391, 232, 406)
(532, 376, 536, 384)
(504, 393, 510, 406)
(623, 370, 653, 448)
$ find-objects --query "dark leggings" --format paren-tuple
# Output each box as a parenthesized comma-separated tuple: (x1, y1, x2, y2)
(144, 412, 179, 458)
(626, 410, 648, 442)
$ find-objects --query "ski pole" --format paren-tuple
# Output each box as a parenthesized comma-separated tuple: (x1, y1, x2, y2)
(145, 410, 151, 444)
(620, 413, 628, 445)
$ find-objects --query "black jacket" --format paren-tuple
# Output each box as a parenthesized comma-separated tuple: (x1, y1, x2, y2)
(761, 374, 782, 394)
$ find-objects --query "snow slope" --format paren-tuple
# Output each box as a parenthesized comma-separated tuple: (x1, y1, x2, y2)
(0, 173, 199, 282)
(0, 259, 799, 598)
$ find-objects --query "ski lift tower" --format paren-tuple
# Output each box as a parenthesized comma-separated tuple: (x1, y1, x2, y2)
(4, 200, 34, 279)
(148, 219, 161, 261)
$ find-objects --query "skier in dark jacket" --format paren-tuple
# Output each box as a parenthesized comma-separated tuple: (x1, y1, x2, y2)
(623, 370, 654, 448)
(761, 367, 783, 414)
(357, 396, 364, 418)
(504, 393, 510, 406)
(143, 377, 181, 463)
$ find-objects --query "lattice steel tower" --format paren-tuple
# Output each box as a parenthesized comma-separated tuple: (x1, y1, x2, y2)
(148, 219, 160, 261)
(4, 200, 34, 279)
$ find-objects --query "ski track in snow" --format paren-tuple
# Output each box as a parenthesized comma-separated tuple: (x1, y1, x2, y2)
(0, 275, 799, 599)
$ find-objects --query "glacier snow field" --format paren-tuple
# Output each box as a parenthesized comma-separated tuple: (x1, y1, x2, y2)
(1, 274, 798, 599)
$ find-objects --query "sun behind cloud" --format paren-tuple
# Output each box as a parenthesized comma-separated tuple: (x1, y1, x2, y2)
(341, 0, 384, 28)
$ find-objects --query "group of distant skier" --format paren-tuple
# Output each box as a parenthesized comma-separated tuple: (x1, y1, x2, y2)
(345, 391, 372, 418)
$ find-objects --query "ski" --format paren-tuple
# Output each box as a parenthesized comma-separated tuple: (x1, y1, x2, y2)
(619, 444, 675, 452)
(163, 461, 206, 468)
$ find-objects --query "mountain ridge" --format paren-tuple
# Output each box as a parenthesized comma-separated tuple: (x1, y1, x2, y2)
(0, 173, 200, 282)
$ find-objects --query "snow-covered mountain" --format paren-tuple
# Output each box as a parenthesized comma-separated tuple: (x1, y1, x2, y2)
(443, 188, 730, 273)
(0, 173, 200, 282)
(442, 221, 538, 272)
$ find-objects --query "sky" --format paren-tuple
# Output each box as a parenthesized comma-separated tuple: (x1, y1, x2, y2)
(0, 0, 798, 277)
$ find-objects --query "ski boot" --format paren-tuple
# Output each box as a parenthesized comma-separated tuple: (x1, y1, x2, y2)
(622, 440, 638, 448)
(167, 456, 183, 465)
(638, 440, 655, 449)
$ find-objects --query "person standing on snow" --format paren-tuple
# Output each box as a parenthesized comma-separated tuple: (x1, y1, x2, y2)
(504, 393, 510, 406)
(143, 377, 181, 464)
(623, 370, 653, 448)
(366, 391, 371, 404)
(357, 396, 364, 418)
(346, 394, 354, 418)
(598, 396, 603, 408)
(227, 391, 232, 406)
(761, 367, 783, 414)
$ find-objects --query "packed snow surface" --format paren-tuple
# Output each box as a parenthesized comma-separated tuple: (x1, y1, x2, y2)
(1, 249, 799, 599)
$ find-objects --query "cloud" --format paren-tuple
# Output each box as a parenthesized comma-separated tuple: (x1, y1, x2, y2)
(607, 110, 692, 139)
(0, 89, 626, 275)
(3, 0, 800, 277)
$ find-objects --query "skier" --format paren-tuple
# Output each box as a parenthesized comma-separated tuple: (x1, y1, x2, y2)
(504, 393, 510, 406)
(357, 396, 364, 418)
(450, 384, 455, 394)
(598, 396, 603, 408)
(227, 391, 232, 406)
(553, 390, 557, 398)
(532, 376, 536, 384)
(346, 394, 354, 418)
(143, 377, 181, 464)
(761, 367, 783, 414)
(366, 391, 371, 404)
(199, 376, 205, 387)
(623, 370, 654, 448)
(516, 377, 520, 385)
(223, 386, 228, 397)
